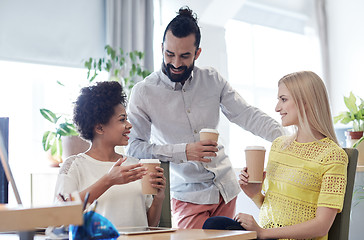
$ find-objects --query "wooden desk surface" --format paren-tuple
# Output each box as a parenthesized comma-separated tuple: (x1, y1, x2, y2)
(118, 229, 257, 240)
(0, 229, 256, 240)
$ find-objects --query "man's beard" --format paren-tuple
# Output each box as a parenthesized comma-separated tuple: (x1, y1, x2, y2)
(162, 61, 194, 83)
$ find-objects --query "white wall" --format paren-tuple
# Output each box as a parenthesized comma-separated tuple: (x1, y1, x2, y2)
(326, 0, 364, 116)
(326, 3, 364, 239)
(198, 23, 231, 153)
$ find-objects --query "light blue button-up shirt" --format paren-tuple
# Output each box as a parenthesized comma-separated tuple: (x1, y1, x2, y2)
(126, 67, 284, 204)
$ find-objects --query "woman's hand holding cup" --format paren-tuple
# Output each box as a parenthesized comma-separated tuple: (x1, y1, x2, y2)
(149, 166, 166, 200)
(239, 167, 266, 199)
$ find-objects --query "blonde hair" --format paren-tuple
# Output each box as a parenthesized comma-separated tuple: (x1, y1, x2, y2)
(278, 71, 338, 145)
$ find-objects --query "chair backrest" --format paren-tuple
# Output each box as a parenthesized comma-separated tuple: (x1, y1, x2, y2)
(328, 148, 358, 240)
(159, 161, 172, 227)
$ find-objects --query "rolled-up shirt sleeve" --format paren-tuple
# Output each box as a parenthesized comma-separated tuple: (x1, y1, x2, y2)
(126, 82, 188, 164)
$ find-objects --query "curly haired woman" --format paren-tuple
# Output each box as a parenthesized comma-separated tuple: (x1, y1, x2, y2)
(55, 81, 166, 228)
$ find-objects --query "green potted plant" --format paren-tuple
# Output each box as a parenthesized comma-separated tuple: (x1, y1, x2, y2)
(84, 45, 151, 97)
(40, 45, 151, 166)
(40, 108, 79, 166)
(334, 91, 364, 166)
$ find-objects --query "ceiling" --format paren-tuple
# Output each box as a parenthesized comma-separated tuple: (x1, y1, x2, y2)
(160, 0, 311, 28)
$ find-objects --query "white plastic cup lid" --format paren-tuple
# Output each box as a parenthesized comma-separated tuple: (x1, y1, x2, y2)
(140, 159, 161, 164)
(245, 146, 266, 151)
(199, 128, 219, 134)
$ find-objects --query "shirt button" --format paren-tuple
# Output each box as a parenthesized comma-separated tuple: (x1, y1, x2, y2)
(180, 160, 183, 163)
(187, 109, 190, 113)
(183, 89, 186, 92)
(194, 130, 198, 134)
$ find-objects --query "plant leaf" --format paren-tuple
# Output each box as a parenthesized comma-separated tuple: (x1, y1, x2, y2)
(40, 109, 59, 124)
(84, 58, 92, 70)
(107, 46, 116, 60)
(105, 60, 112, 72)
(43, 131, 57, 152)
(57, 123, 78, 136)
(42, 131, 51, 151)
(353, 136, 364, 148)
(142, 70, 151, 78)
(120, 57, 125, 66)
(56, 81, 65, 87)
(138, 51, 144, 59)
(359, 97, 364, 112)
(105, 45, 112, 55)
(89, 71, 98, 83)
(97, 59, 102, 72)
(50, 139, 58, 156)
(114, 69, 119, 77)
(129, 52, 136, 62)
(344, 92, 358, 114)
(333, 112, 352, 124)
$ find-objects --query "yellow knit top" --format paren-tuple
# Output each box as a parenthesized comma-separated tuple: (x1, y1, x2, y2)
(259, 136, 348, 240)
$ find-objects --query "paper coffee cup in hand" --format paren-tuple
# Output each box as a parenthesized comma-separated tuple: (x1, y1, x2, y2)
(199, 128, 219, 160)
(245, 146, 266, 183)
(199, 128, 219, 142)
(140, 159, 161, 195)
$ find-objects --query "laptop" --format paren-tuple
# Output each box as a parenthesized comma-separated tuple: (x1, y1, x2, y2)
(117, 226, 176, 235)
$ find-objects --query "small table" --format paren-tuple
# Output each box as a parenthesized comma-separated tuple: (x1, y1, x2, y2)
(118, 229, 257, 240)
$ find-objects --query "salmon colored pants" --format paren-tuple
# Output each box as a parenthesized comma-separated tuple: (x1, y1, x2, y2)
(171, 195, 237, 229)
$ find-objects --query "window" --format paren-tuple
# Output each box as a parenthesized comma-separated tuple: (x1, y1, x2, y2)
(225, 20, 322, 167)
(0, 60, 106, 204)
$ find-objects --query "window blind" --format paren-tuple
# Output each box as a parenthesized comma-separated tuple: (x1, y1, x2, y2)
(0, 0, 106, 68)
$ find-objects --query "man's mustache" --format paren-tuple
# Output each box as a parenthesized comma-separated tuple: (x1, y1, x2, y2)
(167, 64, 187, 72)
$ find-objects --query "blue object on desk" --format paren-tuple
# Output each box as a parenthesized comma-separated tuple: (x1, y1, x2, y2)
(69, 211, 119, 240)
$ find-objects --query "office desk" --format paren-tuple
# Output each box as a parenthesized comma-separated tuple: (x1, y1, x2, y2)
(0, 229, 256, 240)
(118, 229, 257, 240)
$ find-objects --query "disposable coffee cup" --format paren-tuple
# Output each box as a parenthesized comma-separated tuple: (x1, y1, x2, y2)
(199, 129, 219, 160)
(140, 159, 161, 195)
(199, 128, 219, 142)
(245, 146, 266, 183)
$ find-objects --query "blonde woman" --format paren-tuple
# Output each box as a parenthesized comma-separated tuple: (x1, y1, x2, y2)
(203, 71, 348, 240)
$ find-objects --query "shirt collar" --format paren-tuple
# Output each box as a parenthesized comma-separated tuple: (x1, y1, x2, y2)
(158, 69, 194, 90)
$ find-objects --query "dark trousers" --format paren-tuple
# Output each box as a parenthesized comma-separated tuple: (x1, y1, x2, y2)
(203, 216, 276, 240)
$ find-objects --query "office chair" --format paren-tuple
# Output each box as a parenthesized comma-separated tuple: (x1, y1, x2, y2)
(328, 148, 358, 240)
(159, 161, 172, 228)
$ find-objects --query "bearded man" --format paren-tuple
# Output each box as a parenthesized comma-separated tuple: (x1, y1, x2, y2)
(126, 6, 284, 229)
